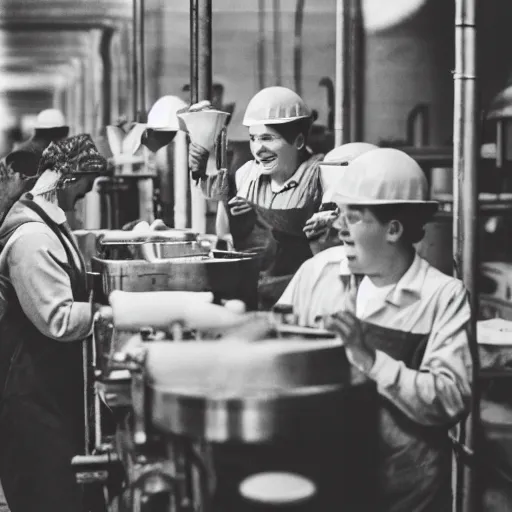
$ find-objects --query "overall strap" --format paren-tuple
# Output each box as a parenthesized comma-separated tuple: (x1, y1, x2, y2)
(19, 198, 87, 295)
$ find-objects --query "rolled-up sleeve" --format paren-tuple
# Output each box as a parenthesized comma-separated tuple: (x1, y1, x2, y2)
(7, 230, 93, 342)
(367, 280, 473, 426)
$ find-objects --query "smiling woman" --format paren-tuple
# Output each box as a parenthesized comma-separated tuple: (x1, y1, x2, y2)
(188, 86, 324, 307)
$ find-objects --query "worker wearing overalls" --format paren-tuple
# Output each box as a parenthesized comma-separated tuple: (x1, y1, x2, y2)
(0, 134, 107, 512)
(278, 148, 473, 511)
(189, 86, 324, 307)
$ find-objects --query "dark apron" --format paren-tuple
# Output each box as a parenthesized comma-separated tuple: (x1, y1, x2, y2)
(228, 202, 317, 310)
(361, 321, 453, 512)
(0, 198, 88, 512)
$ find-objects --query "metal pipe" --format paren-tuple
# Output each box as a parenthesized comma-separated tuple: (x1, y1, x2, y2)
(191, 0, 212, 233)
(132, 0, 146, 121)
(334, 0, 346, 146)
(190, 0, 199, 105)
(110, 29, 121, 123)
(495, 119, 505, 169)
(293, 0, 305, 96)
(348, 0, 363, 142)
(406, 104, 430, 147)
(273, 0, 282, 86)
(197, 0, 212, 102)
(99, 28, 114, 128)
(452, 0, 480, 511)
(258, 0, 266, 90)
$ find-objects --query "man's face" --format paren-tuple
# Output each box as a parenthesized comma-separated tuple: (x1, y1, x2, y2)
(334, 206, 394, 276)
(249, 124, 300, 176)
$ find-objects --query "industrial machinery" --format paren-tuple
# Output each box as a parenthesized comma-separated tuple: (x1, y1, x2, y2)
(85, 290, 379, 512)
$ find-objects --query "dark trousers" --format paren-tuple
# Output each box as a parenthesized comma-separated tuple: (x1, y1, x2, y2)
(0, 399, 82, 512)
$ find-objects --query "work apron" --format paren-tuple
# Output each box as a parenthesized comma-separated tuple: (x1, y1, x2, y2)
(0, 198, 88, 512)
(360, 321, 453, 512)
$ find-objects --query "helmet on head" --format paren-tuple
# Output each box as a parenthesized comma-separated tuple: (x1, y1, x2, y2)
(321, 142, 378, 202)
(331, 148, 437, 205)
(35, 109, 68, 129)
(147, 95, 188, 131)
(324, 142, 378, 163)
(243, 87, 311, 127)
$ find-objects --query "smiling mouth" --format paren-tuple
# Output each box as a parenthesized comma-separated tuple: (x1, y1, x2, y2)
(258, 155, 276, 165)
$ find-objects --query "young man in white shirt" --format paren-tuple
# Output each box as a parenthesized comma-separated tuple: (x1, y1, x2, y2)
(278, 147, 473, 512)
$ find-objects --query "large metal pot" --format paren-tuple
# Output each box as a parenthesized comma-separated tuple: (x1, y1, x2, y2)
(91, 252, 260, 309)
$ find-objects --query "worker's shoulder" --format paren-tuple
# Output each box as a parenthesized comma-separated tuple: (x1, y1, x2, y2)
(297, 245, 346, 280)
(234, 160, 258, 188)
(5, 221, 61, 256)
(419, 256, 468, 301)
(235, 159, 256, 176)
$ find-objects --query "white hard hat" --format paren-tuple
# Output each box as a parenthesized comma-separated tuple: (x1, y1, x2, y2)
(147, 95, 188, 131)
(331, 148, 437, 205)
(243, 87, 311, 127)
(323, 142, 378, 163)
(35, 109, 67, 129)
(320, 142, 378, 201)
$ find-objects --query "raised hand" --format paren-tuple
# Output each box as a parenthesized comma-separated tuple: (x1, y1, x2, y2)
(324, 286, 376, 373)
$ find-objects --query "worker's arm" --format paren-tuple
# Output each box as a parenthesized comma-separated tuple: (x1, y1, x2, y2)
(7, 228, 94, 342)
(367, 280, 472, 426)
(329, 280, 472, 426)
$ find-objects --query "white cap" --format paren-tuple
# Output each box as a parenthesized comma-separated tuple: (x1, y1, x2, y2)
(147, 95, 188, 131)
(331, 148, 438, 205)
(35, 109, 67, 129)
(243, 87, 311, 127)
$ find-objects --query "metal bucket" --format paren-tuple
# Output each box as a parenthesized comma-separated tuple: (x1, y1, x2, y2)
(141, 241, 210, 260)
(91, 253, 260, 309)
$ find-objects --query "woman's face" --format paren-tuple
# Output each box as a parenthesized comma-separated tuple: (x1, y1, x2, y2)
(248, 124, 299, 177)
(334, 206, 393, 276)
(57, 174, 97, 210)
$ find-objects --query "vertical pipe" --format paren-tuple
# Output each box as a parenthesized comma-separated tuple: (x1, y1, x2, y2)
(110, 30, 121, 123)
(273, 0, 282, 86)
(190, 0, 199, 105)
(348, 0, 363, 142)
(258, 0, 266, 90)
(495, 119, 505, 168)
(190, 0, 212, 233)
(197, 0, 212, 102)
(65, 82, 74, 135)
(452, 0, 480, 511)
(293, 0, 305, 96)
(334, 0, 346, 147)
(99, 29, 114, 128)
(133, 0, 146, 121)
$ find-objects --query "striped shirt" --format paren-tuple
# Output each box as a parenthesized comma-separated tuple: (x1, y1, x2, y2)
(278, 250, 473, 426)
(199, 153, 324, 210)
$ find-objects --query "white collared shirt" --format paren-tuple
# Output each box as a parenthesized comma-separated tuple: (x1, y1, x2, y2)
(277, 250, 473, 426)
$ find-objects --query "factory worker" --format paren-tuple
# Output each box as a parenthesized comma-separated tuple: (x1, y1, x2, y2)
(188, 87, 324, 307)
(303, 141, 377, 254)
(0, 134, 108, 512)
(0, 156, 39, 224)
(5, 109, 70, 179)
(278, 148, 472, 511)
